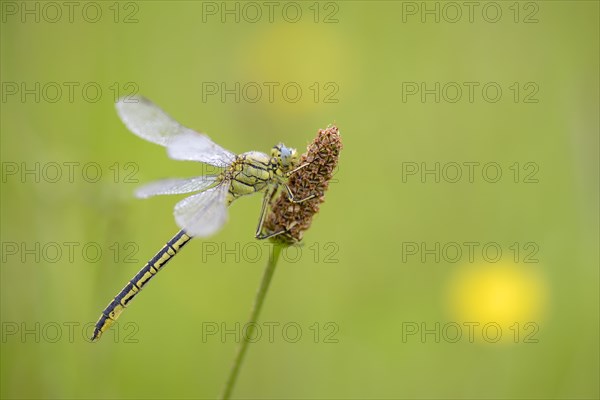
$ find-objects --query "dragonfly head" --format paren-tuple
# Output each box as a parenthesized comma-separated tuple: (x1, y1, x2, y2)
(272, 143, 299, 172)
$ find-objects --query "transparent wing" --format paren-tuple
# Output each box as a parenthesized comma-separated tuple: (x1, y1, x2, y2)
(135, 175, 219, 199)
(174, 181, 230, 237)
(116, 96, 236, 167)
(115, 95, 185, 146)
(167, 131, 236, 167)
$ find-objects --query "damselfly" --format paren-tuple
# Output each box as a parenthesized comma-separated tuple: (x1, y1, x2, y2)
(91, 96, 314, 341)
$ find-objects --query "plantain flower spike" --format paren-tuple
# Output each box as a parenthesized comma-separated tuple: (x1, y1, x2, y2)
(264, 125, 342, 244)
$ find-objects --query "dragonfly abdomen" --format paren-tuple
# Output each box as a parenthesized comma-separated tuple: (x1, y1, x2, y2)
(91, 230, 192, 341)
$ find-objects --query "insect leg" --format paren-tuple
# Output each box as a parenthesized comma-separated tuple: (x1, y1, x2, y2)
(254, 185, 277, 239)
(257, 228, 289, 240)
(283, 184, 316, 204)
(285, 162, 310, 177)
(255, 184, 315, 240)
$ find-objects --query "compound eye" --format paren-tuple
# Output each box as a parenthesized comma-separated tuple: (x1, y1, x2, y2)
(281, 147, 292, 157)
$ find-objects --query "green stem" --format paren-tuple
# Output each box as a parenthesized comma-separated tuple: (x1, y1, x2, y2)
(220, 242, 284, 399)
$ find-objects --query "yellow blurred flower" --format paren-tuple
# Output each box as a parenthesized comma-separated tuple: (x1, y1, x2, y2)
(445, 262, 548, 343)
(235, 24, 349, 114)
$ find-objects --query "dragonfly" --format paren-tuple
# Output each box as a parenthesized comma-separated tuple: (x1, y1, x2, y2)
(91, 96, 314, 341)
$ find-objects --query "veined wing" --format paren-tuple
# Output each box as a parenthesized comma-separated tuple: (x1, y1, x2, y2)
(116, 96, 236, 167)
(135, 175, 220, 199)
(174, 181, 230, 237)
(167, 131, 236, 167)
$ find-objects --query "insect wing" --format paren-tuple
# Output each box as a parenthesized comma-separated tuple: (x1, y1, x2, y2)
(167, 131, 236, 167)
(116, 96, 183, 146)
(135, 175, 219, 199)
(174, 181, 230, 237)
(116, 96, 235, 167)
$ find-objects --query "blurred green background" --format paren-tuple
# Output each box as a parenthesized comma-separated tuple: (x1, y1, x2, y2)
(1, 1, 598, 399)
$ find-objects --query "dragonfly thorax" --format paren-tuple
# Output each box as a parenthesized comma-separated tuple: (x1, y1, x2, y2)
(224, 151, 274, 203)
(223, 145, 298, 204)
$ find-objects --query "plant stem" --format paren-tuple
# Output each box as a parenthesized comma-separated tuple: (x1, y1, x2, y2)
(220, 242, 284, 399)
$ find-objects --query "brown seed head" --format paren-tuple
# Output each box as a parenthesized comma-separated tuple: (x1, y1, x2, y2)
(264, 125, 342, 244)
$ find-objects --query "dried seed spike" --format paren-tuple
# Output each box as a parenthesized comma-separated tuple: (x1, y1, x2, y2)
(264, 125, 342, 244)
